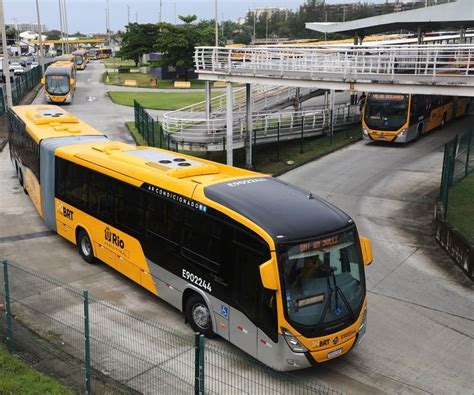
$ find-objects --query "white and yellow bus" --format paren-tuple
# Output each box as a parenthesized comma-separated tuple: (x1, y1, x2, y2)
(362, 93, 470, 143)
(42, 62, 77, 104)
(72, 49, 88, 70)
(8, 105, 373, 371)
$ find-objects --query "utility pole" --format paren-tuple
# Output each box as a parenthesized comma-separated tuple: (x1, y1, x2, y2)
(135, 11, 138, 23)
(34, 0, 45, 76)
(58, 0, 64, 53)
(159, 0, 163, 24)
(127, 4, 130, 24)
(214, 0, 218, 47)
(253, 10, 256, 44)
(0, 0, 13, 107)
(63, 0, 70, 53)
(265, 12, 268, 43)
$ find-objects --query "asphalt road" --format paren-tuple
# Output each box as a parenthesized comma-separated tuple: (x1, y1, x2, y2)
(2, 64, 473, 393)
(281, 116, 474, 394)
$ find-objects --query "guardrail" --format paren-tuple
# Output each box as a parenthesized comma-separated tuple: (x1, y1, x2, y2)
(163, 103, 360, 151)
(194, 44, 474, 83)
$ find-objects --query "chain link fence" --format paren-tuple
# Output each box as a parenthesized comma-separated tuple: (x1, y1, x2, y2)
(1, 260, 341, 395)
(0, 85, 6, 117)
(439, 129, 474, 240)
(134, 99, 163, 147)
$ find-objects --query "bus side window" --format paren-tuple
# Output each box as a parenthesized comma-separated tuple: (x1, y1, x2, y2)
(116, 182, 145, 234)
(65, 162, 89, 209)
(88, 171, 115, 221)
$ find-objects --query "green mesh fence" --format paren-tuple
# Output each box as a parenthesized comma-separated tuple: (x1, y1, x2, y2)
(0, 86, 6, 117)
(134, 99, 163, 147)
(1, 261, 341, 395)
(439, 129, 474, 239)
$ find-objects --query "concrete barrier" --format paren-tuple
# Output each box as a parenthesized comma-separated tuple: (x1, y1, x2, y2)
(434, 200, 473, 280)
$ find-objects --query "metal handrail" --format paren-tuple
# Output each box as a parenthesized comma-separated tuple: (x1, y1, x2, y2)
(194, 44, 474, 81)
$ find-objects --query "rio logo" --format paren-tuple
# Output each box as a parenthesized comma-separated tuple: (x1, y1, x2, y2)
(104, 227, 125, 249)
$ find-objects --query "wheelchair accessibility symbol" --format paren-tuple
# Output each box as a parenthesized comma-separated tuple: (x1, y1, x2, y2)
(221, 305, 229, 318)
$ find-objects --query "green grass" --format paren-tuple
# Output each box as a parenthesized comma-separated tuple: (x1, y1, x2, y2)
(0, 346, 72, 394)
(102, 57, 137, 69)
(103, 72, 207, 89)
(447, 172, 474, 240)
(127, 121, 361, 174)
(108, 91, 219, 110)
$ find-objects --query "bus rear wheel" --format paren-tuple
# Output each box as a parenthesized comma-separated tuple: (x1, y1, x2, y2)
(77, 229, 95, 264)
(185, 294, 215, 338)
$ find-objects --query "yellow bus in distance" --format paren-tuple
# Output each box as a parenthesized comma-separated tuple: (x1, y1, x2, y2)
(72, 49, 88, 70)
(362, 93, 470, 143)
(8, 106, 373, 371)
(42, 61, 77, 104)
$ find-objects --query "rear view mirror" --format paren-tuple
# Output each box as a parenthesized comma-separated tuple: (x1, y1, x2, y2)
(360, 237, 373, 266)
(70, 78, 75, 85)
(41, 77, 45, 85)
(259, 260, 278, 290)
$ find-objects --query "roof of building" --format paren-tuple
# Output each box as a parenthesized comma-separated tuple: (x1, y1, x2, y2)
(306, 0, 474, 36)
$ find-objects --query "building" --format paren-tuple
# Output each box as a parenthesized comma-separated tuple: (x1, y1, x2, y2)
(252, 7, 289, 19)
(11, 22, 47, 34)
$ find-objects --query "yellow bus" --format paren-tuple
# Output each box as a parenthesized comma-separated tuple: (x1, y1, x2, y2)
(53, 54, 76, 65)
(42, 61, 77, 104)
(8, 105, 373, 371)
(362, 93, 470, 143)
(89, 46, 112, 60)
(72, 49, 88, 70)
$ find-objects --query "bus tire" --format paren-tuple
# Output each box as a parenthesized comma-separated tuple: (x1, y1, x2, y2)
(18, 167, 24, 187)
(185, 293, 215, 338)
(77, 228, 95, 264)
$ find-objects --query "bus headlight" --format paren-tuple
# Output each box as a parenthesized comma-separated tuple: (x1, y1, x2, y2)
(358, 308, 367, 333)
(282, 327, 307, 353)
(398, 128, 407, 136)
(362, 128, 368, 136)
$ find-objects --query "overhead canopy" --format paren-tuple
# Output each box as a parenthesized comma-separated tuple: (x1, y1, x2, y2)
(306, 0, 474, 36)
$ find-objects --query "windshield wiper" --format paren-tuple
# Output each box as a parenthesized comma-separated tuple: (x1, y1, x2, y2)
(328, 266, 355, 320)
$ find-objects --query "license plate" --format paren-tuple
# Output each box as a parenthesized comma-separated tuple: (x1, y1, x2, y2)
(327, 348, 343, 359)
(378, 136, 386, 140)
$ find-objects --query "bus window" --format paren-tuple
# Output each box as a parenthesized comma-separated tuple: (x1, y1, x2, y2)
(65, 162, 89, 208)
(116, 183, 145, 234)
(233, 245, 259, 322)
(88, 171, 115, 221)
(45, 75, 70, 96)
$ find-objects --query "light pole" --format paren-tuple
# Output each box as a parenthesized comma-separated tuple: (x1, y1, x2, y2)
(159, 0, 163, 24)
(63, 0, 70, 53)
(58, 0, 64, 53)
(0, 0, 13, 107)
(214, 0, 218, 46)
(34, 0, 45, 76)
(253, 10, 256, 44)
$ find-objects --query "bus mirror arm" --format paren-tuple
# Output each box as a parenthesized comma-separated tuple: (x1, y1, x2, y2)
(259, 260, 279, 291)
(360, 237, 373, 266)
(70, 79, 75, 85)
(41, 77, 45, 85)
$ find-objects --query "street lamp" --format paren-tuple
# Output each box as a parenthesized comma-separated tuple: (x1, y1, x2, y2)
(214, 0, 218, 46)
(0, 0, 13, 107)
(34, 0, 45, 76)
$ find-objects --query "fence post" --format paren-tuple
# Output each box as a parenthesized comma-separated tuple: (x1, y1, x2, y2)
(466, 130, 472, 177)
(277, 122, 280, 162)
(2, 260, 13, 353)
(194, 333, 205, 395)
(83, 290, 92, 395)
(300, 115, 304, 154)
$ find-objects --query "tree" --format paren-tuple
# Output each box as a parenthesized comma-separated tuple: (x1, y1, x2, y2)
(118, 23, 160, 66)
(154, 15, 215, 81)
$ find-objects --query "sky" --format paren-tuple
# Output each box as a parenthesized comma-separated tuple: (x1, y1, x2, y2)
(4, 0, 384, 34)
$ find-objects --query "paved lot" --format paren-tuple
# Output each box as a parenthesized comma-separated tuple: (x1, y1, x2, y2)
(2, 66, 473, 393)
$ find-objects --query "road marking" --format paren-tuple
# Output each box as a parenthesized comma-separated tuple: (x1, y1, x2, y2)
(0, 230, 55, 244)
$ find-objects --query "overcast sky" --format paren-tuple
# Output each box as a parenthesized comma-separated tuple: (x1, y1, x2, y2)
(5, 0, 385, 34)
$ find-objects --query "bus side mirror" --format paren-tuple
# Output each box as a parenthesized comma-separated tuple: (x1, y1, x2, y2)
(360, 237, 373, 266)
(70, 78, 75, 85)
(259, 260, 279, 290)
(41, 77, 45, 85)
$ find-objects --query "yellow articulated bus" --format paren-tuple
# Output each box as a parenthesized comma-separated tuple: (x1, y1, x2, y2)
(362, 93, 470, 143)
(42, 62, 77, 104)
(8, 105, 373, 371)
(89, 46, 112, 60)
(72, 49, 88, 70)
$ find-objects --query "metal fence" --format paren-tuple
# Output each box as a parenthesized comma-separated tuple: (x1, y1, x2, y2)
(1, 260, 341, 395)
(134, 99, 163, 147)
(439, 129, 474, 223)
(0, 66, 43, 114)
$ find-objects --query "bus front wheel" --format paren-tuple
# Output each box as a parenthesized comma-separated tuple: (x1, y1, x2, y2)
(185, 294, 215, 338)
(77, 229, 95, 264)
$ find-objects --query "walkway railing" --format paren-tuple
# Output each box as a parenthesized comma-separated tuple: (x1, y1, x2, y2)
(163, 103, 360, 150)
(194, 44, 474, 83)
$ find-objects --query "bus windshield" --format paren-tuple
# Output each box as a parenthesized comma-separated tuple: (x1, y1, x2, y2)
(364, 94, 409, 131)
(74, 55, 83, 65)
(279, 229, 365, 328)
(45, 75, 70, 95)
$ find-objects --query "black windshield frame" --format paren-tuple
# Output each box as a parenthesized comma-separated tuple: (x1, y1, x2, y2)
(277, 225, 366, 338)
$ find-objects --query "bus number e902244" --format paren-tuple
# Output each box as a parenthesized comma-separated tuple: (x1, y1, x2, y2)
(182, 269, 212, 292)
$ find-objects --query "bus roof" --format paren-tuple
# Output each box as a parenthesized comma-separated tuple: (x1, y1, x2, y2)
(44, 61, 74, 75)
(10, 105, 105, 144)
(56, 141, 351, 241)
